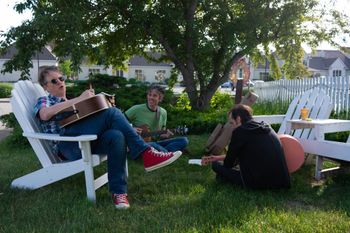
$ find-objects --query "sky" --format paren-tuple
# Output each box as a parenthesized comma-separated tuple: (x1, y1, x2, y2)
(0, 0, 349, 51)
(0, 0, 32, 32)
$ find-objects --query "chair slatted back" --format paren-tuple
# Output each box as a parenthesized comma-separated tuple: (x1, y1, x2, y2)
(11, 81, 60, 166)
(278, 88, 332, 139)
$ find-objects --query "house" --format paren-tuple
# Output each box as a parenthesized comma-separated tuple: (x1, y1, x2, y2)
(229, 56, 282, 82)
(0, 46, 57, 82)
(74, 52, 174, 83)
(231, 49, 350, 82)
(306, 50, 350, 77)
(127, 52, 174, 83)
(76, 58, 114, 80)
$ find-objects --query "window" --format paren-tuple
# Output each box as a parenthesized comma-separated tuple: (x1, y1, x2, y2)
(332, 70, 342, 77)
(135, 69, 145, 81)
(259, 72, 269, 81)
(115, 70, 124, 77)
(155, 70, 166, 82)
(238, 68, 243, 79)
(88, 68, 100, 74)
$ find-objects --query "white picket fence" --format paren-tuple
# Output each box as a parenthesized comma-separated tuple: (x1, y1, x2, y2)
(253, 76, 350, 116)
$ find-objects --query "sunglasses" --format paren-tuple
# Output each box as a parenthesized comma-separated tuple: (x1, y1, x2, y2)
(47, 76, 66, 85)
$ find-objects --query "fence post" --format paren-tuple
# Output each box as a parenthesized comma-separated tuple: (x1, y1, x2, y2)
(235, 79, 243, 104)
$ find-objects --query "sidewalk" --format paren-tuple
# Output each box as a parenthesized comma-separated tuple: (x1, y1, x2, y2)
(0, 98, 13, 141)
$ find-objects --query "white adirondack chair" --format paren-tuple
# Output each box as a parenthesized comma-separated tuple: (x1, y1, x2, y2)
(10, 80, 120, 202)
(254, 88, 350, 179)
(254, 88, 333, 137)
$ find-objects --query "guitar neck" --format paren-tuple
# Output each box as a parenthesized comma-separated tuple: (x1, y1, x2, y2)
(141, 129, 168, 138)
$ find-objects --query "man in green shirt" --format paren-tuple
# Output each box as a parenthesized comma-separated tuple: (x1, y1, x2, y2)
(125, 85, 188, 152)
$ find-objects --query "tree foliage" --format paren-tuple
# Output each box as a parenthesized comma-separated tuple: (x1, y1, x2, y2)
(0, 0, 349, 110)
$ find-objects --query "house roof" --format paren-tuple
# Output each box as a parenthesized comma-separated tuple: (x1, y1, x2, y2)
(129, 52, 173, 67)
(309, 50, 350, 70)
(0, 46, 56, 60)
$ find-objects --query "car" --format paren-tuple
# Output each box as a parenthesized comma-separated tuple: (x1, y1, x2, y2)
(221, 81, 233, 88)
(253, 80, 265, 84)
(246, 80, 255, 87)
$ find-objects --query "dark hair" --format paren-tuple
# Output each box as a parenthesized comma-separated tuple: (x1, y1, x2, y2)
(229, 104, 253, 124)
(38, 66, 60, 86)
(148, 84, 165, 96)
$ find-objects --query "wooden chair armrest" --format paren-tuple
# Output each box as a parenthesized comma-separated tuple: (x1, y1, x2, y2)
(253, 114, 285, 125)
(23, 132, 97, 142)
(318, 121, 350, 134)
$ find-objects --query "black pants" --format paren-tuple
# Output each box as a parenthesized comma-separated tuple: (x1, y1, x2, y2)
(212, 161, 244, 186)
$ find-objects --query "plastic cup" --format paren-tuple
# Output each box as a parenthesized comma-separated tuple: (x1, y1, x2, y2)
(300, 108, 309, 120)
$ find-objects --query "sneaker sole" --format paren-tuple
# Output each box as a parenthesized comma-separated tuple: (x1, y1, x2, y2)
(145, 151, 182, 172)
(115, 204, 130, 210)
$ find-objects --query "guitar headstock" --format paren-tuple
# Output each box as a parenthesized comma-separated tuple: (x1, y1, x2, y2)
(173, 125, 188, 135)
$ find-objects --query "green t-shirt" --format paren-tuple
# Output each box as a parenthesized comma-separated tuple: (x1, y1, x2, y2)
(125, 103, 167, 131)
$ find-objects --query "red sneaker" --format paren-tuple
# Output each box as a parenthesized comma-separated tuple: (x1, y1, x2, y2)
(112, 193, 130, 209)
(142, 147, 182, 172)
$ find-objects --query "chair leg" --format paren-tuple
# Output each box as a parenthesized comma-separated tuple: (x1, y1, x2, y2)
(315, 155, 323, 180)
(80, 141, 96, 202)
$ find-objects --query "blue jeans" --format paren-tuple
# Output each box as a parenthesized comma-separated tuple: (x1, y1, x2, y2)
(148, 136, 189, 152)
(58, 108, 149, 194)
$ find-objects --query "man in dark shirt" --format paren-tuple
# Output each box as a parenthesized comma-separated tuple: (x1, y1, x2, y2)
(211, 104, 291, 189)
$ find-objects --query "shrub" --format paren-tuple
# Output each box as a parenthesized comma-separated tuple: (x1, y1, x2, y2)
(210, 92, 233, 110)
(168, 92, 234, 133)
(0, 113, 29, 146)
(0, 83, 13, 98)
(89, 73, 128, 88)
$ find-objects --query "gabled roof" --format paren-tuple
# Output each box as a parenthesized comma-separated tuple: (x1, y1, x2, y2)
(129, 52, 173, 67)
(308, 50, 350, 70)
(0, 46, 56, 60)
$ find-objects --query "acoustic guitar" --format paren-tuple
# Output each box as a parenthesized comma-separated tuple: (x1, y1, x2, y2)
(55, 93, 115, 128)
(139, 124, 188, 142)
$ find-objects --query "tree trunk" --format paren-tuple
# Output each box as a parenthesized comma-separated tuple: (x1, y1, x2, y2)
(191, 91, 215, 111)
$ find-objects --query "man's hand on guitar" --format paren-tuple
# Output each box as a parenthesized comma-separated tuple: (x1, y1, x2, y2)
(160, 129, 173, 139)
(79, 89, 95, 100)
(134, 127, 143, 135)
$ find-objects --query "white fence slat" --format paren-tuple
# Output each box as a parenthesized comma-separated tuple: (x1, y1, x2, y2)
(254, 76, 350, 118)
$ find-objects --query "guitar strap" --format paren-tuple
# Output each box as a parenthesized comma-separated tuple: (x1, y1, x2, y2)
(156, 106, 161, 130)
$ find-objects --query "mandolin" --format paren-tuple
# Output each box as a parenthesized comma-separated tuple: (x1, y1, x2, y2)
(139, 124, 188, 142)
(54, 93, 115, 128)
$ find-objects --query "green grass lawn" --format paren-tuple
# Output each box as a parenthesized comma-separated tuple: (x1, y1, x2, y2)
(1, 134, 350, 233)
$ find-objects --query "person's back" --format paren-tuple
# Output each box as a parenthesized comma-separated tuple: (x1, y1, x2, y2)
(226, 120, 290, 189)
(212, 104, 290, 190)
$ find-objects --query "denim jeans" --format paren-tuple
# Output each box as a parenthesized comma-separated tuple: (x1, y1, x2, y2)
(58, 108, 149, 194)
(148, 136, 189, 152)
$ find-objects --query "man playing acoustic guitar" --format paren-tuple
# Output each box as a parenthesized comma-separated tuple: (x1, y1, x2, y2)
(34, 66, 182, 209)
(125, 84, 189, 153)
